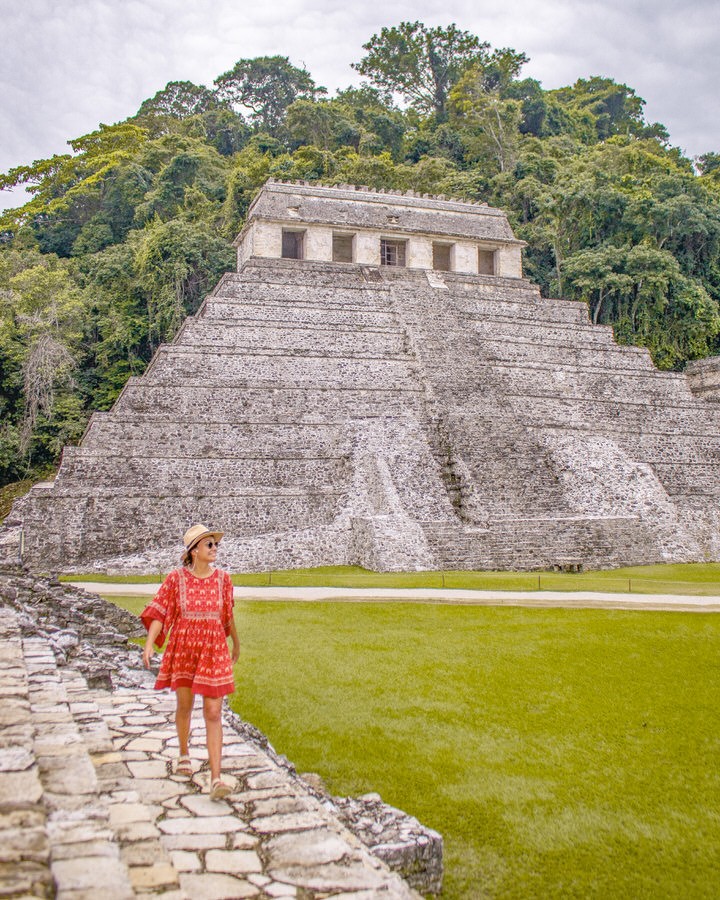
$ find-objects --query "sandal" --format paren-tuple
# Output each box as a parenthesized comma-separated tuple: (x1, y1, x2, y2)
(175, 755, 193, 777)
(210, 777, 232, 801)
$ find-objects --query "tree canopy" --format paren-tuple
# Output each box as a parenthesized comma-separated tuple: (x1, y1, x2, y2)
(352, 21, 527, 123)
(214, 56, 323, 134)
(136, 81, 221, 120)
(1, 23, 719, 486)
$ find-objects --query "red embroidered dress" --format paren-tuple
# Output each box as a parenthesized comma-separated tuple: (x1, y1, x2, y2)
(140, 567, 235, 697)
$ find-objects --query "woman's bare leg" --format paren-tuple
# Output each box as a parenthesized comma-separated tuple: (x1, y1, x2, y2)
(203, 696, 223, 782)
(175, 687, 193, 756)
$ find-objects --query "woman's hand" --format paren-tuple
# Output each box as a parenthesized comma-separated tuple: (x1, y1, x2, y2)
(228, 619, 240, 664)
(142, 620, 162, 668)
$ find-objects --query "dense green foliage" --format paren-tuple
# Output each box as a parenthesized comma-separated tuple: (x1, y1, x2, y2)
(2, 21, 719, 486)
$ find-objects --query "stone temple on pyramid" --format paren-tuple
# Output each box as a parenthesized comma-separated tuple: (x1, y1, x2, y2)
(6, 179, 720, 573)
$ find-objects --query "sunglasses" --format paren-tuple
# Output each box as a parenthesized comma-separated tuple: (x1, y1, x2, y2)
(201, 540, 219, 549)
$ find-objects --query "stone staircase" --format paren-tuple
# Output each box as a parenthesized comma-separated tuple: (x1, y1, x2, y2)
(0, 577, 442, 899)
(385, 268, 720, 567)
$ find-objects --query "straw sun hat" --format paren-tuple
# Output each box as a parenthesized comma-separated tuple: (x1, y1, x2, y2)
(183, 524, 224, 551)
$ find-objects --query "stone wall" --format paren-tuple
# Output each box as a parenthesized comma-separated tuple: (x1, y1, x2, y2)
(685, 355, 720, 401)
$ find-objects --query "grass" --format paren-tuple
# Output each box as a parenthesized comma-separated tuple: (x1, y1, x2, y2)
(109, 594, 720, 898)
(64, 562, 720, 595)
(107, 595, 150, 616)
(63, 573, 167, 584)
(0, 478, 35, 521)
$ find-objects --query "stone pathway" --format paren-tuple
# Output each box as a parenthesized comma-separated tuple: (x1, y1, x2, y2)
(0, 603, 428, 899)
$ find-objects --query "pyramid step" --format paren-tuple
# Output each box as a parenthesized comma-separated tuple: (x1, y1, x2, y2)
(143, 346, 420, 390)
(202, 297, 400, 328)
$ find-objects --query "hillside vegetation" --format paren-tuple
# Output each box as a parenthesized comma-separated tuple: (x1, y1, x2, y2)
(1, 21, 720, 487)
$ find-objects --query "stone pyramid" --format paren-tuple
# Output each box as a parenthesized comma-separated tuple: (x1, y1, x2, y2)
(8, 180, 720, 573)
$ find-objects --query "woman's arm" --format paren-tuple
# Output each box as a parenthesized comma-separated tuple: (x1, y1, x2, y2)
(228, 618, 240, 664)
(139, 569, 179, 651)
(143, 620, 162, 668)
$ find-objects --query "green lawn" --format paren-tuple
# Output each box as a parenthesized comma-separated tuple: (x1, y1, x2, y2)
(0, 478, 36, 520)
(112, 594, 720, 898)
(65, 561, 720, 595)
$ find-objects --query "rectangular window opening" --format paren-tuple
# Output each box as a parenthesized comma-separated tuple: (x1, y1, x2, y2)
(478, 248, 496, 275)
(380, 239, 406, 267)
(332, 233, 354, 263)
(433, 242, 453, 272)
(282, 230, 305, 260)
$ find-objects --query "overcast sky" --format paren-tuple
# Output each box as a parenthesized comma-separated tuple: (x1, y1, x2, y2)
(1, 0, 718, 212)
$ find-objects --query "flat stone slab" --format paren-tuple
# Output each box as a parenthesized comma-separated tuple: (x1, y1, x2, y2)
(108, 802, 154, 826)
(205, 848, 263, 874)
(0, 723, 33, 747)
(169, 849, 202, 872)
(113, 821, 161, 843)
(28, 708, 71, 724)
(232, 833, 261, 850)
(0, 698, 31, 726)
(123, 737, 165, 752)
(51, 855, 133, 895)
(0, 745, 34, 772)
(268, 860, 398, 893)
(46, 821, 114, 847)
(125, 777, 186, 803)
(0, 807, 45, 831)
(126, 759, 168, 779)
(162, 833, 229, 851)
(69, 702, 99, 714)
(179, 872, 260, 899)
(251, 811, 331, 833)
(36, 753, 98, 795)
(118, 714, 168, 725)
(264, 828, 357, 867)
(232, 787, 299, 802)
(222, 747, 273, 763)
(159, 815, 249, 835)
(245, 771, 294, 791)
(89, 750, 123, 765)
(52, 838, 121, 860)
(0, 766, 43, 804)
(252, 796, 316, 817)
(180, 794, 234, 817)
(128, 861, 179, 890)
(264, 885, 299, 899)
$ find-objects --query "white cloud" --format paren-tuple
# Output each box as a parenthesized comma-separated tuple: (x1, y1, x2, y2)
(1, 0, 718, 211)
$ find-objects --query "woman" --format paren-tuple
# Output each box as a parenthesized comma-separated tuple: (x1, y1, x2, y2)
(141, 524, 239, 800)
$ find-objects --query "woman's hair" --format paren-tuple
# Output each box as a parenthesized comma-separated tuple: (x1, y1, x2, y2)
(181, 545, 196, 568)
